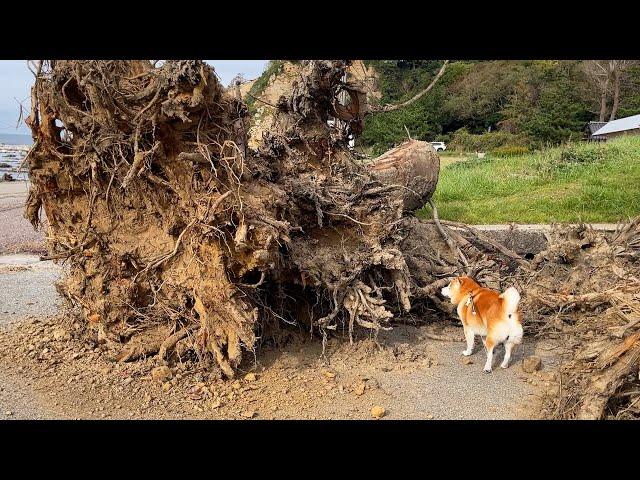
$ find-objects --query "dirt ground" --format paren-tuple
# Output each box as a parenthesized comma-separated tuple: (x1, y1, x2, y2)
(0, 255, 553, 420)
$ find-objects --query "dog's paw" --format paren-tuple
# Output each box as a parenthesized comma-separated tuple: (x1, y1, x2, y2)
(462, 350, 472, 356)
(500, 363, 509, 369)
(483, 367, 492, 374)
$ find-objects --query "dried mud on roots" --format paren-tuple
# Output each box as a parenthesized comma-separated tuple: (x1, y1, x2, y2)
(24, 60, 443, 378)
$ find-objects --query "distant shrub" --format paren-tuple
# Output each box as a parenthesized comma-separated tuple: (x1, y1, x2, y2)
(449, 129, 530, 152)
(490, 145, 530, 157)
(536, 142, 618, 176)
(559, 145, 605, 164)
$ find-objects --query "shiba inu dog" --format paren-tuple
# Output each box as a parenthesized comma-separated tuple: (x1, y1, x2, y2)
(441, 276, 523, 373)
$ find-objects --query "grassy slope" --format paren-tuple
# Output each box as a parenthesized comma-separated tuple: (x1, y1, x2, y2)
(418, 137, 640, 224)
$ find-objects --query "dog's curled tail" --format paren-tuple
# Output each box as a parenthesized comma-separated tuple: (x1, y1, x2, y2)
(500, 286, 521, 316)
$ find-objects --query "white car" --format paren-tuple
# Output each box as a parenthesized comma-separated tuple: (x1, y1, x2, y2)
(430, 141, 447, 152)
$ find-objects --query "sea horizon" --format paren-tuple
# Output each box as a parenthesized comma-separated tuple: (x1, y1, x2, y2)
(0, 132, 33, 145)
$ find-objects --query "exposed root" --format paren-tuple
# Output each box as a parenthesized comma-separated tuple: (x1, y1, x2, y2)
(26, 60, 431, 376)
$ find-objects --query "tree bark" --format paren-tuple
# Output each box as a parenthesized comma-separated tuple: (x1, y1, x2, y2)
(599, 74, 610, 122)
(609, 66, 621, 121)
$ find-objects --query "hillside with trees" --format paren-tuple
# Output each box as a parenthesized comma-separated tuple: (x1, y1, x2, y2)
(240, 60, 640, 156)
(359, 60, 640, 154)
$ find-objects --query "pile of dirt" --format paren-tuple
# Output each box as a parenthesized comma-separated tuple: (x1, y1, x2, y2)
(521, 219, 640, 419)
(0, 314, 459, 419)
(24, 60, 445, 379)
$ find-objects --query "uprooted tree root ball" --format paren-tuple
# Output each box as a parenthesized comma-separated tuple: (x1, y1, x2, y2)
(24, 60, 447, 378)
(22, 59, 640, 419)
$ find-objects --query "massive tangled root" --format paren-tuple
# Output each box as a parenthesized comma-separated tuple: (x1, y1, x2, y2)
(24, 60, 446, 377)
(523, 219, 640, 419)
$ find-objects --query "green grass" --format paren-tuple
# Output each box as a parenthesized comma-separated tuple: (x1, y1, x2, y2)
(418, 136, 640, 224)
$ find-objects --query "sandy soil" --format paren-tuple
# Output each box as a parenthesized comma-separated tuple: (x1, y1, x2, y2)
(0, 254, 553, 420)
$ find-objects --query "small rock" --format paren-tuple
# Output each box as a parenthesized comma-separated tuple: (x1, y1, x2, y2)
(321, 369, 336, 379)
(426, 414, 434, 420)
(353, 383, 366, 396)
(522, 356, 542, 373)
(162, 382, 172, 392)
(462, 357, 473, 365)
(370, 406, 385, 419)
(244, 373, 257, 382)
(151, 366, 172, 382)
(539, 371, 558, 382)
(241, 410, 256, 419)
(5, 411, 13, 416)
(53, 328, 71, 342)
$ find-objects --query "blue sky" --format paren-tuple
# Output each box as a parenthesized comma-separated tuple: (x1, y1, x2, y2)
(0, 60, 269, 135)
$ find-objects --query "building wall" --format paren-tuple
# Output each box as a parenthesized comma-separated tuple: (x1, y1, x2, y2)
(604, 128, 640, 140)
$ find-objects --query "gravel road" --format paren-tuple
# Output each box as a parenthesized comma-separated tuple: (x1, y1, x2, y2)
(0, 254, 543, 420)
(0, 181, 46, 254)
(0, 256, 62, 326)
(0, 253, 64, 419)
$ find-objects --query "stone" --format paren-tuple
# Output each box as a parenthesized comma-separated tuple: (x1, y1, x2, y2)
(53, 328, 71, 342)
(151, 366, 173, 382)
(244, 373, 257, 382)
(522, 356, 542, 373)
(353, 383, 366, 396)
(370, 406, 385, 419)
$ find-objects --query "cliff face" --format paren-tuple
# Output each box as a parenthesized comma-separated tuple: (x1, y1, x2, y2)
(240, 61, 383, 149)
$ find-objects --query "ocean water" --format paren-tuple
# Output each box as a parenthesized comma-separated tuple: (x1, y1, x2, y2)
(0, 132, 32, 181)
(0, 132, 33, 145)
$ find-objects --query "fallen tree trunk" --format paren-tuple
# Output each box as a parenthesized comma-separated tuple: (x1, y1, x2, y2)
(366, 139, 439, 211)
